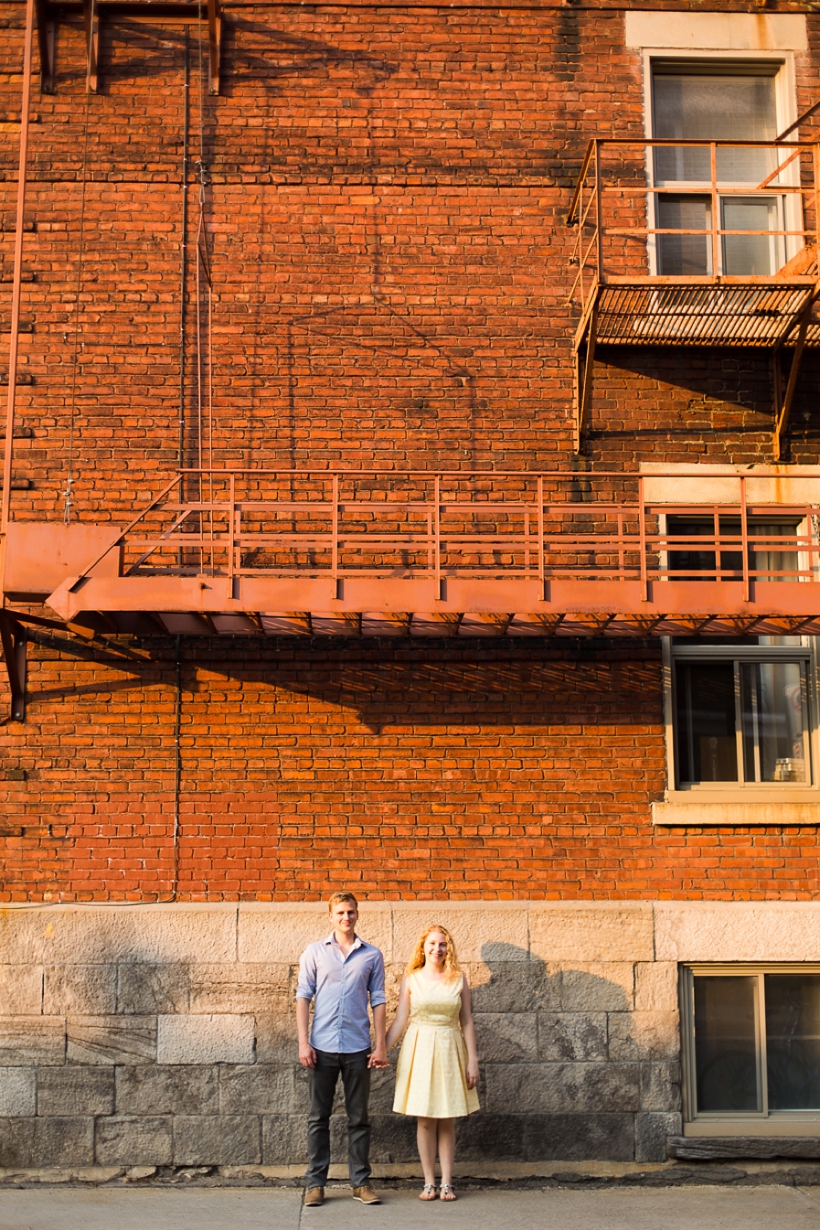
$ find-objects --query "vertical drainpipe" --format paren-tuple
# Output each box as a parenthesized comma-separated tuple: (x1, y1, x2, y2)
(171, 37, 190, 900)
(179, 28, 189, 473)
(1, 0, 35, 540)
(172, 634, 182, 900)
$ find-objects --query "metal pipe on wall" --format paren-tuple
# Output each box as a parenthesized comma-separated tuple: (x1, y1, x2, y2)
(2, 0, 35, 535)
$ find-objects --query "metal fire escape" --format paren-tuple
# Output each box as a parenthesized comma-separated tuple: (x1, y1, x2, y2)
(566, 135, 820, 460)
(2, 2, 820, 722)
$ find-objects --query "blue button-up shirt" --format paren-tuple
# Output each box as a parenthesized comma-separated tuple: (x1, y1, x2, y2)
(296, 933, 386, 1054)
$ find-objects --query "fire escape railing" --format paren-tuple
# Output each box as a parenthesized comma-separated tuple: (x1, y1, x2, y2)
(56, 468, 820, 603)
(566, 139, 820, 457)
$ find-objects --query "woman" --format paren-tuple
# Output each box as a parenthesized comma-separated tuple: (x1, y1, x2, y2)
(386, 924, 479, 1202)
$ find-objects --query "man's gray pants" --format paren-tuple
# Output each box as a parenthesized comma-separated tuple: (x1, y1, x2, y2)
(306, 1048, 372, 1188)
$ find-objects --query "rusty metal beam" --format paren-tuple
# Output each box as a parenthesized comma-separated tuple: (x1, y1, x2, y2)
(82, 0, 99, 93)
(777, 99, 820, 143)
(207, 0, 220, 94)
(32, 0, 221, 93)
(45, 573, 820, 625)
(33, 0, 55, 92)
(774, 302, 813, 461)
(1, 0, 34, 534)
(0, 613, 26, 722)
(574, 303, 597, 452)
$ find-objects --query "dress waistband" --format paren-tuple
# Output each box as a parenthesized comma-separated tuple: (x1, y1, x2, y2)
(409, 1021, 458, 1029)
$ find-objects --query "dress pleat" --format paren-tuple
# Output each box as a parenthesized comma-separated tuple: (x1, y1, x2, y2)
(392, 973, 480, 1119)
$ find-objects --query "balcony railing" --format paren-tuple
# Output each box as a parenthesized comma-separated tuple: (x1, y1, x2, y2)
(29, 468, 820, 639)
(566, 139, 820, 455)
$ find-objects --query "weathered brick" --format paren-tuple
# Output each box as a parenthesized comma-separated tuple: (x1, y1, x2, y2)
(157, 1015, 255, 1065)
(0, 1068, 35, 1116)
(44, 966, 117, 1016)
(0, 1018, 64, 1066)
(115, 1064, 219, 1116)
(0, 1116, 94, 1167)
(95, 1115, 173, 1166)
(67, 1017, 157, 1066)
(173, 1115, 261, 1165)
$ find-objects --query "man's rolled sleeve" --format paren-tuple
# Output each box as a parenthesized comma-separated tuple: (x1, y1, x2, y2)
(368, 950, 387, 1008)
(296, 947, 317, 1002)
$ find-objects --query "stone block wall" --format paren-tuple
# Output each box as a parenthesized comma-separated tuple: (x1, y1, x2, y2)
(0, 900, 688, 1172)
(4, 899, 820, 1172)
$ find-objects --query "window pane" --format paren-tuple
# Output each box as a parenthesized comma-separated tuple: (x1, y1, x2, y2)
(654, 74, 776, 141)
(751, 522, 799, 583)
(694, 975, 760, 1112)
(667, 516, 743, 579)
(765, 975, 820, 1110)
(653, 73, 776, 185)
(657, 196, 712, 275)
(676, 661, 738, 783)
(722, 197, 779, 276)
(667, 517, 798, 580)
(740, 662, 807, 783)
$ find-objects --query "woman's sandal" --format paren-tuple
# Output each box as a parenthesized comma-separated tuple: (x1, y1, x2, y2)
(419, 1184, 437, 1201)
(439, 1184, 457, 1201)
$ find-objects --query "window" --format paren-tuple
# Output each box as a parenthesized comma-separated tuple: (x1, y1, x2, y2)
(682, 967, 820, 1129)
(671, 640, 813, 789)
(666, 515, 800, 583)
(649, 61, 791, 276)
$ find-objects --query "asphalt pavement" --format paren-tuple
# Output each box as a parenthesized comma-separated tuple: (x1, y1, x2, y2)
(1, 1185, 820, 1230)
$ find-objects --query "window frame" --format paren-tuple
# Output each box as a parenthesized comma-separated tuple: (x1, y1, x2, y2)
(681, 964, 820, 1136)
(663, 637, 820, 803)
(641, 50, 800, 278)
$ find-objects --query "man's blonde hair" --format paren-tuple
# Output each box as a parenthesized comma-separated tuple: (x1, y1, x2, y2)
(328, 890, 358, 910)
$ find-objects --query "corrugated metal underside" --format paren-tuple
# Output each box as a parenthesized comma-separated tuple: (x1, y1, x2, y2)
(111, 612, 820, 639)
(595, 281, 817, 347)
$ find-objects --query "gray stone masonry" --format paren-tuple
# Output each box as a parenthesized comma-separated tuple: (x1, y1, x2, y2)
(8, 899, 816, 1171)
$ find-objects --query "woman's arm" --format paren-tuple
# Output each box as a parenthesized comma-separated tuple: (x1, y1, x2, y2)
(459, 977, 480, 1089)
(385, 975, 411, 1050)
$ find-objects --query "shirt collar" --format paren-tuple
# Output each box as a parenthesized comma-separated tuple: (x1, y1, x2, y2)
(324, 932, 364, 950)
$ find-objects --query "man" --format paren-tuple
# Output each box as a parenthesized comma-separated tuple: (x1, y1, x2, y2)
(296, 891, 388, 1207)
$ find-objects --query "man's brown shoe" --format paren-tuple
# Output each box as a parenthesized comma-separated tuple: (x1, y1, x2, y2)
(352, 1186, 381, 1205)
(305, 1187, 325, 1207)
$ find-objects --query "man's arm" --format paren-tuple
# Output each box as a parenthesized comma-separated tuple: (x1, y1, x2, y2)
(367, 951, 388, 1069)
(295, 947, 317, 1070)
(368, 1003, 388, 1069)
(296, 997, 316, 1069)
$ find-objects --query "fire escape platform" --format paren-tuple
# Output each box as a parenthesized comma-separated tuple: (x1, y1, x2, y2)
(577, 278, 818, 350)
(567, 138, 820, 455)
(4, 468, 820, 642)
(40, 574, 820, 640)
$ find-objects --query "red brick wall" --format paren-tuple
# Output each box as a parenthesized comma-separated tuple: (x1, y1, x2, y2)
(1, 4, 819, 901)
(2, 634, 820, 903)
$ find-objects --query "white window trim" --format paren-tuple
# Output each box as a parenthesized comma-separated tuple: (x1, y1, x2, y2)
(661, 636, 820, 807)
(640, 49, 800, 278)
(681, 964, 820, 1136)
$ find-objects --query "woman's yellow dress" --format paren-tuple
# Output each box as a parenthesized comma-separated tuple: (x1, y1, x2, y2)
(392, 971, 480, 1119)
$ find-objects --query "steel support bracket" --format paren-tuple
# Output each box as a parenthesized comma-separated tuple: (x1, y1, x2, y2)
(0, 612, 27, 723)
(33, 0, 55, 93)
(207, 0, 221, 94)
(773, 298, 814, 462)
(573, 301, 598, 453)
(33, 0, 222, 94)
(82, 0, 99, 93)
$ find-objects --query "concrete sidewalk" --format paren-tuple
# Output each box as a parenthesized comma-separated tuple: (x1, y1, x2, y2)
(1, 1185, 820, 1230)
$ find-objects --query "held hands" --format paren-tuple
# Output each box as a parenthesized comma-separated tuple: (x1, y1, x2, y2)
(368, 1044, 390, 1070)
(299, 1042, 317, 1070)
(466, 1060, 480, 1090)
